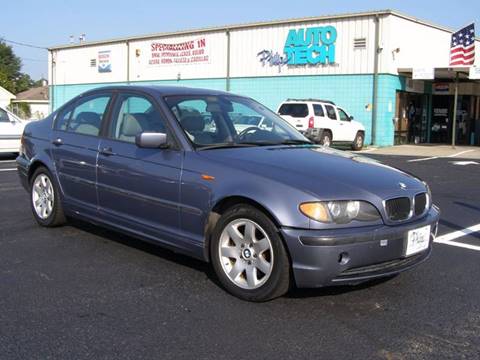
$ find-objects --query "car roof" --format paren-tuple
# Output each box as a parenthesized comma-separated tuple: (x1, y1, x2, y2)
(80, 85, 234, 98)
(282, 99, 336, 106)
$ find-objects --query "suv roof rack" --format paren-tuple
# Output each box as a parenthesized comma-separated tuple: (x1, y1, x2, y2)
(285, 98, 336, 105)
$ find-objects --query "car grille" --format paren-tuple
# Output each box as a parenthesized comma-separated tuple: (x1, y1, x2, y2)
(414, 193, 427, 216)
(385, 197, 411, 221)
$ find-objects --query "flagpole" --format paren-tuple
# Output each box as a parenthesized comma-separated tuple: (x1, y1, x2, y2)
(451, 71, 459, 149)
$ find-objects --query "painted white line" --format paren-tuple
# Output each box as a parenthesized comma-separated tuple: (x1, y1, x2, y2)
(447, 149, 475, 158)
(360, 148, 378, 153)
(0, 160, 17, 163)
(435, 239, 480, 251)
(434, 223, 480, 252)
(434, 224, 480, 242)
(407, 156, 439, 162)
(0, 168, 16, 172)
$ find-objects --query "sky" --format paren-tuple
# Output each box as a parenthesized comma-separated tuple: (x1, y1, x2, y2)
(2, 0, 480, 80)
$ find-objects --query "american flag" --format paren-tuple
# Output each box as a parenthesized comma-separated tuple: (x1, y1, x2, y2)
(450, 23, 475, 66)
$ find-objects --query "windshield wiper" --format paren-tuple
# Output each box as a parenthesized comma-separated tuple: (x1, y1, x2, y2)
(274, 139, 314, 145)
(197, 142, 258, 151)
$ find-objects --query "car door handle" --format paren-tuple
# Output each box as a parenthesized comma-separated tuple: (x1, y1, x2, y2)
(99, 147, 116, 156)
(52, 138, 63, 146)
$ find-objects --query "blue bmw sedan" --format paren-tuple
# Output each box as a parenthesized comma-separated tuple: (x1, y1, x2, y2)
(17, 86, 439, 301)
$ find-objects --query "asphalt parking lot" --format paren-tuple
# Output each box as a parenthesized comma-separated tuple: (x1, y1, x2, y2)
(1, 150, 479, 360)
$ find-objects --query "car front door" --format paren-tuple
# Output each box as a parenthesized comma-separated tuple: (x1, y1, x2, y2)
(96, 92, 183, 244)
(51, 93, 113, 213)
(337, 107, 355, 141)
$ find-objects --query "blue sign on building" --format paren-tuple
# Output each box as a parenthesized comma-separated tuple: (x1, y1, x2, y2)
(283, 26, 337, 65)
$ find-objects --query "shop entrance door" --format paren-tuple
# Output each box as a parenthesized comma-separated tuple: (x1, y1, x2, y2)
(394, 92, 427, 145)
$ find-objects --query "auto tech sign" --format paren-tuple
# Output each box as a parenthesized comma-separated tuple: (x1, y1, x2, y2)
(148, 37, 209, 66)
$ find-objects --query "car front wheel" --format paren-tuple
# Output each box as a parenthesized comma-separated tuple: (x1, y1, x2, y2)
(30, 167, 66, 227)
(210, 204, 291, 302)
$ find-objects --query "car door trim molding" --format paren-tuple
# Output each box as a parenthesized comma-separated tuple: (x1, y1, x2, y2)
(95, 180, 202, 216)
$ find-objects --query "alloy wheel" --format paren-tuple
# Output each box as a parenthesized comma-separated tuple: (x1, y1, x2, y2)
(218, 218, 274, 290)
(32, 174, 55, 220)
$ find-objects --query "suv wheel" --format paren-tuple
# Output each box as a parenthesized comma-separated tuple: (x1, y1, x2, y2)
(351, 132, 364, 151)
(30, 167, 66, 227)
(210, 204, 291, 302)
(321, 131, 332, 147)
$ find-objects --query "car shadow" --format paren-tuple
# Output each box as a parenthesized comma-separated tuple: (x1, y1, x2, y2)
(287, 276, 396, 299)
(67, 218, 400, 300)
(67, 218, 222, 287)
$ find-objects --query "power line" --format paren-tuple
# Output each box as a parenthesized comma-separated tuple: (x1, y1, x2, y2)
(21, 57, 47, 62)
(0, 38, 47, 50)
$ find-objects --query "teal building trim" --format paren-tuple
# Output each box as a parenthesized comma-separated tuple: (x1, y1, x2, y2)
(50, 73, 406, 146)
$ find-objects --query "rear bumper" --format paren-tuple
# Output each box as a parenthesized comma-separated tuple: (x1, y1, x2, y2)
(280, 206, 440, 288)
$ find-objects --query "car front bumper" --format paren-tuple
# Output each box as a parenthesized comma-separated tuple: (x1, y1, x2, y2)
(280, 206, 440, 288)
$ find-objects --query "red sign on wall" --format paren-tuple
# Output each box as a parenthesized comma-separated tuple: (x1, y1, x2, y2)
(149, 38, 209, 66)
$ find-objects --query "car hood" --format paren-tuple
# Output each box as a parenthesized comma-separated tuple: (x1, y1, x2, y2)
(198, 145, 425, 200)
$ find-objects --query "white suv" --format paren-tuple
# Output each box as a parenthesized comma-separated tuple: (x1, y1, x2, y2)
(0, 106, 25, 153)
(277, 99, 365, 150)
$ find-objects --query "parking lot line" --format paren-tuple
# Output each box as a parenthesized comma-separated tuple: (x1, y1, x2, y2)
(0, 168, 17, 172)
(434, 223, 480, 251)
(448, 150, 475, 158)
(0, 160, 17, 163)
(407, 156, 439, 162)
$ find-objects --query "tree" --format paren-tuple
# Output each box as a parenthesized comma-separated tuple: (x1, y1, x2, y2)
(0, 40, 34, 93)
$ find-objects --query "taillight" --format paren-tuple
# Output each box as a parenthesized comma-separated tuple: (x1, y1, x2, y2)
(19, 132, 26, 155)
(308, 116, 314, 128)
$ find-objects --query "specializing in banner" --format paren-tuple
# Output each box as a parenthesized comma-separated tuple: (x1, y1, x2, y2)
(98, 50, 112, 73)
(149, 38, 209, 66)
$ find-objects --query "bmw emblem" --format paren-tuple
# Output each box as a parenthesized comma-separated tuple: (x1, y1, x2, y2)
(243, 249, 252, 259)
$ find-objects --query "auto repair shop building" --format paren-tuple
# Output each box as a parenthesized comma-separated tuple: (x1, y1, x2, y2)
(48, 9, 480, 146)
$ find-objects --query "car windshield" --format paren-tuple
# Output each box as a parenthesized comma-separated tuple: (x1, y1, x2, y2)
(164, 95, 310, 149)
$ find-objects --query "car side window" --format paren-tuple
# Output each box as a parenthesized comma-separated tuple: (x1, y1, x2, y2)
(313, 104, 324, 117)
(325, 105, 337, 120)
(67, 95, 111, 136)
(338, 108, 349, 122)
(0, 108, 10, 122)
(109, 94, 166, 144)
(55, 105, 74, 131)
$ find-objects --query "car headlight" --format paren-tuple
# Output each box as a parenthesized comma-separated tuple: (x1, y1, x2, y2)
(299, 201, 381, 224)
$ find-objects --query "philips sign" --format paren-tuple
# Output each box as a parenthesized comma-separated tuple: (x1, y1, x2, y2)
(284, 26, 337, 65)
(257, 26, 337, 71)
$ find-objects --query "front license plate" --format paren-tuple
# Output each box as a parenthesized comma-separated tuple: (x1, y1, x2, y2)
(405, 225, 431, 256)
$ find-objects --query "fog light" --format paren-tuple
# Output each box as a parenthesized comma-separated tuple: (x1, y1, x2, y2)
(338, 252, 350, 265)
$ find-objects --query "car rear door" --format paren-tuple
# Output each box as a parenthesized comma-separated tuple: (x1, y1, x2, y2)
(51, 92, 113, 214)
(96, 92, 183, 244)
(323, 104, 341, 140)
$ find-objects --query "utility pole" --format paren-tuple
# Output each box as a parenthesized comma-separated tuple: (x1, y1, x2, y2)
(451, 71, 459, 148)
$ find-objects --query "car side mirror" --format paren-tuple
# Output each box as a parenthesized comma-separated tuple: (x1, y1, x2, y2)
(135, 132, 169, 149)
(349, 116, 354, 121)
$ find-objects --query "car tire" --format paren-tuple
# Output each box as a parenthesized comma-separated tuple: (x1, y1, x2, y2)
(30, 166, 66, 227)
(320, 131, 332, 147)
(210, 204, 291, 302)
(351, 132, 364, 151)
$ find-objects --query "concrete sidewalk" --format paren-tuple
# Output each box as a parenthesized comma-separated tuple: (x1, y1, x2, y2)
(356, 145, 480, 159)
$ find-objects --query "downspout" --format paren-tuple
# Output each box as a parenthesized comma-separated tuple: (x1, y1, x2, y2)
(371, 14, 381, 145)
(50, 50, 55, 112)
(126, 40, 130, 84)
(226, 29, 231, 91)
